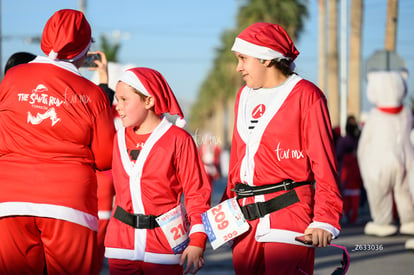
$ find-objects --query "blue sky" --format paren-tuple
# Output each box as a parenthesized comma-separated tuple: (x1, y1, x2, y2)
(2, 0, 413, 114)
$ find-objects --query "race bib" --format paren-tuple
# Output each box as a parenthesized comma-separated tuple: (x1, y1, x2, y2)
(156, 203, 190, 254)
(202, 198, 250, 250)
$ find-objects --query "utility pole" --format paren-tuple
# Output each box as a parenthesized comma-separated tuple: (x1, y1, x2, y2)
(340, 0, 348, 135)
(348, 0, 363, 122)
(385, 0, 398, 51)
(79, 0, 86, 14)
(327, 0, 340, 127)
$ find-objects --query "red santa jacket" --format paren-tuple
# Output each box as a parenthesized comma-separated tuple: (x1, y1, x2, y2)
(223, 75, 342, 245)
(0, 57, 115, 231)
(105, 118, 211, 264)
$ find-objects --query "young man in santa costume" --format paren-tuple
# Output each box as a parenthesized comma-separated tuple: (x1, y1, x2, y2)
(221, 22, 343, 274)
(104, 67, 211, 274)
(0, 9, 115, 275)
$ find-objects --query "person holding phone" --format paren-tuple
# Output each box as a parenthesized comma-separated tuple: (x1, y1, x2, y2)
(222, 22, 343, 275)
(84, 49, 117, 272)
(0, 9, 115, 274)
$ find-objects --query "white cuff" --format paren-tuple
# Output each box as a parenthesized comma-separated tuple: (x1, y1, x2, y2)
(307, 221, 340, 239)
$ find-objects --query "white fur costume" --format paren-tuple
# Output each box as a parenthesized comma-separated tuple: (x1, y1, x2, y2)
(357, 70, 414, 237)
(405, 129, 414, 249)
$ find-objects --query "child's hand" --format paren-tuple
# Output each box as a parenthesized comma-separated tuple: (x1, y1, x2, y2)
(179, 245, 205, 274)
(304, 227, 332, 247)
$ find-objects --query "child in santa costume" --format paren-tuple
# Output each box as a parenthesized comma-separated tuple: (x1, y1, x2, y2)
(104, 67, 212, 274)
(222, 22, 343, 275)
(0, 9, 115, 275)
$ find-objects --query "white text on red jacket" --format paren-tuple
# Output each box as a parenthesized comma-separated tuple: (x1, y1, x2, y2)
(274, 142, 304, 161)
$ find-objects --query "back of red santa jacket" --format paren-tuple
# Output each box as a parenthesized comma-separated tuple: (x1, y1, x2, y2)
(0, 57, 115, 231)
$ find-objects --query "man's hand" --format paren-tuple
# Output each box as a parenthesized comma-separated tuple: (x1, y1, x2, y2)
(304, 228, 332, 247)
(180, 245, 205, 274)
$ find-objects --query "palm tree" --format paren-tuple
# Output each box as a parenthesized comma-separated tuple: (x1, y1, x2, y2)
(348, 0, 363, 121)
(236, 0, 308, 40)
(327, 0, 340, 127)
(99, 35, 121, 62)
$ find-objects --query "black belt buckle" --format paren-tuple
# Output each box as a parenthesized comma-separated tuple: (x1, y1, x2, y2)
(134, 214, 157, 229)
(242, 202, 265, 221)
(281, 180, 294, 191)
(114, 206, 159, 229)
(132, 214, 140, 228)
(147, 215, 158, 229)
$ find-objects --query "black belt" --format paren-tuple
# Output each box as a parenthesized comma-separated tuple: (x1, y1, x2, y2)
(232, 179, 311, 199)
(114, 206, 159, 229)
(240, 190, 300, 221)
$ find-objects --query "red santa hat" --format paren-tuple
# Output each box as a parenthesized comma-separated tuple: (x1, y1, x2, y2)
(231, 22, 299, 62)
(41, 9, 92, 61)
(119, 67, 186, 128)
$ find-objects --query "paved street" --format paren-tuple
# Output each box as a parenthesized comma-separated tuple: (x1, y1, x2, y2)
(101, 179, 414, 274)
(193, 203, 414, 275)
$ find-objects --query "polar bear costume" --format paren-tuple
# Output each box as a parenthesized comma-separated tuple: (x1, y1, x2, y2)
(405, 131, 414, 249)
(357, 70, 414, 237)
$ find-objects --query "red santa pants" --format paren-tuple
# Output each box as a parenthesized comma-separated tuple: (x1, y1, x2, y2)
(232, 220, 315, 275)
(0, 216, 97, 275)
(108, 258, 183, 275)
(96, 169, 115, 271)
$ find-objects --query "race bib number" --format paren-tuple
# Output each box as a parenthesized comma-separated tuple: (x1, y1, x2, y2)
(202, 198, 249, 250)
(156, 204, 190, 254)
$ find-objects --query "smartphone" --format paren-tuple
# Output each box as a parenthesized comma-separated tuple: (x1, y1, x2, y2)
(81, 53, 100, 67)
(295, 235, 313, 245)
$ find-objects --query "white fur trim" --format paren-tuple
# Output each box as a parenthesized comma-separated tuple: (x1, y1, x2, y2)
(255, 228, 313, 247)
(66, 41, 92, 62)
(175, 117, 187, 128)
(48, 50, 58, 60)
(48, 41, 91, 62)
(0, 201, 98, 231)
(364, 221, 397, 237)
(117, 118, 173, 260)
(32, 56, 81, 75)
(237, 75, 301, 184)
(307, 221, 340, 238)
(119, 70, 150, 96)
(98, 210, 112, 220)
(400, 222, 414, 235)
(232, 37, 287, 60)
(189, 223, 206, 235)
(105, 247, 182, 264)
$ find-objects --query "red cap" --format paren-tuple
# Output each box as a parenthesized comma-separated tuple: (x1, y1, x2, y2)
(41, 9, 92, 60)
(232, 22, 299, 61)
(119, 68, 185, 126)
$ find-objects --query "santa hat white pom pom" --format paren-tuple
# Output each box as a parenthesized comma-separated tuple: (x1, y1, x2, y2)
(175, 117, 187, 128)
(48, 50, 58, 60)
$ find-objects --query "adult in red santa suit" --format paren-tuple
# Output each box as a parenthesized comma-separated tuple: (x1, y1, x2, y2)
(0, 9, 115, 275)
(222, 22, 343, 275)
(104, 67, 211, 274)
